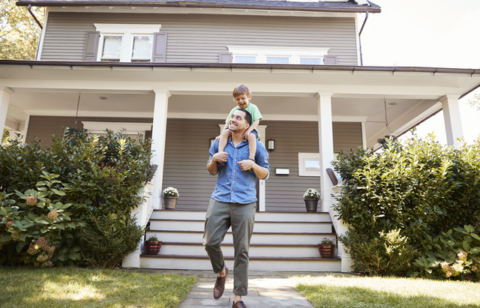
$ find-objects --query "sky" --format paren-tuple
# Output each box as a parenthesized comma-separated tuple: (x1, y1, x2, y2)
(361, 0, 480, 144)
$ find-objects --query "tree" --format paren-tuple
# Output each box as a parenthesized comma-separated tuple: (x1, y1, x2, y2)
(468, 93, 480, 112)
(0, 0, 44, 60)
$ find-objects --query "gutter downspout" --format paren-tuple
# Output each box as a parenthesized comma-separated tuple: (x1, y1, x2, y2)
(358, 12, 369, 66)
(27, 5, 43, 30)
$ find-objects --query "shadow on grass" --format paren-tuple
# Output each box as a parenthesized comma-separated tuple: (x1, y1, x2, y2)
(0, 266, 197, 308)
(295, 283, 480, 308)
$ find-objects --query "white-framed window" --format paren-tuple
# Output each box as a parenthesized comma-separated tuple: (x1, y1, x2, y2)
(82, 122, 152, 142)
(228, 46, 329, 64)
(94, 24, 161, 62)
(298, 153, 321, 177)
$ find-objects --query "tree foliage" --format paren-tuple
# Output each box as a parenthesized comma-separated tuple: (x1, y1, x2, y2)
(0, 0, 44, 60)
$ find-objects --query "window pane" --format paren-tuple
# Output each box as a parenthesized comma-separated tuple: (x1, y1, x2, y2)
(305, 159, 320, 172)
(300, 58, 322, 65)
(132, 36, 153, 60)
(267, 57, 289, 64)
(102, 36, 122, 59)
(235, 56, 256, 63)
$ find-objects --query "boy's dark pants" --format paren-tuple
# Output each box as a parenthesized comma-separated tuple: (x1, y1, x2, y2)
(203, 198, 256, 296)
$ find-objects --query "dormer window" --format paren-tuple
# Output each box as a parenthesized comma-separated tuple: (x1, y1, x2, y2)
(94, 24, 161, 62)
(227, 46, 330, 65)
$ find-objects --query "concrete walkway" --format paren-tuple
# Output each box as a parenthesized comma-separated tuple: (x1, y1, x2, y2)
(133, 269, 353, 308)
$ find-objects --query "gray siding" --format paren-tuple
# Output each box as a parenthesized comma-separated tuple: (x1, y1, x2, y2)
(26, 117, 362, 212)
(42, 12, 358, 65)
(262, 121, 362, 212)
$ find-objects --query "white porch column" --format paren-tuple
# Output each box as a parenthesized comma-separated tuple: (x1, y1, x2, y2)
(317, 92, 352, 273)
(0, 87, 13, 136)
(441, 95, 464, 148)
(151, 89, 170, 209)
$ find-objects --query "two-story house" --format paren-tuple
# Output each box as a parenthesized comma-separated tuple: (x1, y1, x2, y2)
(0, 0, 478, 272)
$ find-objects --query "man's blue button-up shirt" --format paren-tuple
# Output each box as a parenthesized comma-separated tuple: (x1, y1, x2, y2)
(208, 138, 270, 204)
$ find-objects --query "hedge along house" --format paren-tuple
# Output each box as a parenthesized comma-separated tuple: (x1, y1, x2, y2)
(1, 0, 479, 272)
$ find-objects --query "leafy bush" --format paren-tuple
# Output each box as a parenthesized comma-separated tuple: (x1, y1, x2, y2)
(340, 229, 415, 276)
(0, 172, 86, 266)
(333, 134, 480, 253)
(333, 134, 480, 278)
(0, 129, 153, 266)
(412, 224, 480, 280)
(80, 214, 144, 268)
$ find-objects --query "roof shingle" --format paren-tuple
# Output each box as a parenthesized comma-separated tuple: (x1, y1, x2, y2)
(16, 0, 381, 12)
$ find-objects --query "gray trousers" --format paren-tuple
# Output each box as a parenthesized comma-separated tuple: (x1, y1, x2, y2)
(203, 198, 256, 296)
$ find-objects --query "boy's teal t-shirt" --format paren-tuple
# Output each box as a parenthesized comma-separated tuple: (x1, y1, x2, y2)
(225, 103, 263, 138)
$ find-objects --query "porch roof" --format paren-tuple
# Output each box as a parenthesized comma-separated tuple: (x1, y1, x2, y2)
(1, 59, 479, 99)
(16, 0, 381, 12)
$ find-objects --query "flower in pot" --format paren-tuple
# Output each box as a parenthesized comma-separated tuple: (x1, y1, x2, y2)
(318, 237, 336, 258)
(163, 187, 179, 210)
(145, 234, 162, 255)
(303, 188, 320, 213)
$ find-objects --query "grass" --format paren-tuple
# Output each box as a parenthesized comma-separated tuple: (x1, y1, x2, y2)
(0, 266, 198, 308)
(290, 275, 480, 308)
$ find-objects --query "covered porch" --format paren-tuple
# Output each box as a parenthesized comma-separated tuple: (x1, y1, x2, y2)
(0, 62, 474, 213)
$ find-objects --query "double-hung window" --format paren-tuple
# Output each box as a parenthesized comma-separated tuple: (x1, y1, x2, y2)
(94, 24, 161, 62)
(228, 46, 330, 65)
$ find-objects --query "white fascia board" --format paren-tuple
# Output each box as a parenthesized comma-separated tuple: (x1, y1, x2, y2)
(94, 24, 162, 33)
(82, 121, 152, 132)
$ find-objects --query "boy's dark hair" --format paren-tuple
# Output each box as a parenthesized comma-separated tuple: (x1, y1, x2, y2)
(237, 109, 252, 126)
(233, 84, 251, 97)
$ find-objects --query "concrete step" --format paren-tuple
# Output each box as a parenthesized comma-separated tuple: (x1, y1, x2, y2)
(140, 254, 341, 272)
(158, 242, 323, 258)
(150, 219, 333, 233)
(151, 210, 331, 222)
(146, 230, 336, 245)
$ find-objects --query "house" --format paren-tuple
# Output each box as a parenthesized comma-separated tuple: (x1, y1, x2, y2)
(0, 0, 478, 272)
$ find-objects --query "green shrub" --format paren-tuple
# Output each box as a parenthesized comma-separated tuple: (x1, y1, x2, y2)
(79, 214, 144, 268)
(412, 224, 480, 280)
(340, 229, 415, 276)
(0, 172, 86, 266)
(333, 134, 480, 254)
(0, 129, 153, 266)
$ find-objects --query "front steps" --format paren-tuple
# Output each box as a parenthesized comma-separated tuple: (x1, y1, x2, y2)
(141, 210, 341, 272)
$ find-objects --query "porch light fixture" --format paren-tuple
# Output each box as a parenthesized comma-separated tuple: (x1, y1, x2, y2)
(267, 139, 275, 152)
(209, 138, 215, 147)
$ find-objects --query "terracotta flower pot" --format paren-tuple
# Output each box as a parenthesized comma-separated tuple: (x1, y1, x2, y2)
(318, 244, 336, 258)
(304, 199, 319, 212)
(145, 241, 162, 255)
(164, 197, 178, 210)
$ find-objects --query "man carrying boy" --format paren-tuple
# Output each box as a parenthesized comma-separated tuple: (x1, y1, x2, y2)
(205, 109, 270, 308)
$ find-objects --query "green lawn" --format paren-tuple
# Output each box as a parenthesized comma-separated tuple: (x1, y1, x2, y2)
(290, 275, 480, 308)
(0, 267, 197, 308)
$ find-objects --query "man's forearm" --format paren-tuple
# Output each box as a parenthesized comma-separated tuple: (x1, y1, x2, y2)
(252, 163, 268, 180)
(207, 158, 219, 175)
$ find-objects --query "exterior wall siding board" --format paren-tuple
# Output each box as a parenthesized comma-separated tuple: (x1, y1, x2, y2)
(26, 117, 362, 212)
(42, 13, 358, 65)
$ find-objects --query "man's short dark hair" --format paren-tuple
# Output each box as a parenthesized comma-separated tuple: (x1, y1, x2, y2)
(237, 109, 252, 126)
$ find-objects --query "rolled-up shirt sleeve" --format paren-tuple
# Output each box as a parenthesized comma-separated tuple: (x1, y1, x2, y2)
(255, 141, 270, 180)
(207, 140, 219, 175)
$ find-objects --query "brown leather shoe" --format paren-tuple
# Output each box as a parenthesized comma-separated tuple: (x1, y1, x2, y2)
(213, 267, 229, 299)
(232, 300, 247, 308)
